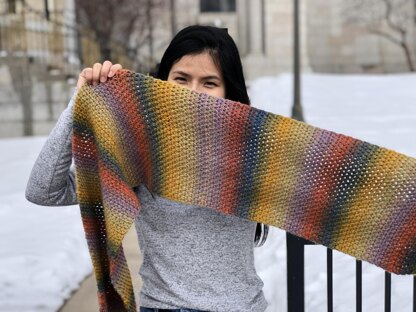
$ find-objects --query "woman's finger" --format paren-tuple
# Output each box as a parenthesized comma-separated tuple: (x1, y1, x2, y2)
(83, 68, 93, 82)
(77, 67, 92, 89)
(92, 63, 102, 86)
(109, 63, 123, 77)
(100, 60, 113, 82)
(77, 62, 120, 89)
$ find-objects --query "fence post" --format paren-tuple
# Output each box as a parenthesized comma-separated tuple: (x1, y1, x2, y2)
(287, 233, 314, 312)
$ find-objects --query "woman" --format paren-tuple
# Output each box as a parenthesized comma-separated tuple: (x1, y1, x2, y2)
(26, 25, 268, 312)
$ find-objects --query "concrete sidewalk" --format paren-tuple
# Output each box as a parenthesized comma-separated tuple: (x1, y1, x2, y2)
(59, 226, 143, 311)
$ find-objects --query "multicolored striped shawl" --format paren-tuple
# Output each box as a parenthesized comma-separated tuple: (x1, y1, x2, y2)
(72, 69, 416, 311)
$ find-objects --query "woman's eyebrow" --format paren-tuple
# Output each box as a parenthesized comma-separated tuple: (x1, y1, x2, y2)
(172, 70, 221, 81)
(203, 75, 222, 81)
(172, 70, 190, 77)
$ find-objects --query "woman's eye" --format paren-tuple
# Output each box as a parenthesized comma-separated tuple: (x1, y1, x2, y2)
(174, 77, 187, 83)
(205, 81, 217, 88)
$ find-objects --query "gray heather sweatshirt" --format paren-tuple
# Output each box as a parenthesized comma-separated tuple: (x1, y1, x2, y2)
(25, 92, 268, 312)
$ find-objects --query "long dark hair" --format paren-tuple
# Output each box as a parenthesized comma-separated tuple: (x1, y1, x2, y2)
(156, 25, 268, 247)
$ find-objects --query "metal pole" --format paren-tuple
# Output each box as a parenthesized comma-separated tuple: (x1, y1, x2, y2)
(292, 0, 304, 122)
(261, 0, 266, 54)
(147, 0, 154, 68)
(44, 0, 50, 21)
(170, 0, 176, 37)
(287, 233, 305, 312)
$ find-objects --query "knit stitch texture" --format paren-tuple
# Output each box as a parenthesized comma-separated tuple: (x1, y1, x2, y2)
(72, 69, 416, 312)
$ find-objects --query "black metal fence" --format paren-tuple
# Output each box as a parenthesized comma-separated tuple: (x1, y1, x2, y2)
(286, 233, 416, 312)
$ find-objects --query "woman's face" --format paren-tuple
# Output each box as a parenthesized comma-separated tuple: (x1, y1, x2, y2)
(167, 52, 226, 98)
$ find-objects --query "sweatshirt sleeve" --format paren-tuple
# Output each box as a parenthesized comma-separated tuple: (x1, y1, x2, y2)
(25, 90, 79, 206)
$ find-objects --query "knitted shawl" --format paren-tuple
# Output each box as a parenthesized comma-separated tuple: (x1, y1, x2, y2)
(72, 69, 416, 312)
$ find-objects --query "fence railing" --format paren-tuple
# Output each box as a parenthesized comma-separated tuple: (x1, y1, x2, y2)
(0, 8, 79, 78)
(0, 3, 136, 136)
(0, 3, 135, 78)
(286, 233, 416, 312)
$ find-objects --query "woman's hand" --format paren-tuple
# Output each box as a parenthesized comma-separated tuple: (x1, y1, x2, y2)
(77, 61, 122, 89)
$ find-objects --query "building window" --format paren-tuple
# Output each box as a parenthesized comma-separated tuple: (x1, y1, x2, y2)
(8, 0, 17, 14)
(200, 0, 236, 12)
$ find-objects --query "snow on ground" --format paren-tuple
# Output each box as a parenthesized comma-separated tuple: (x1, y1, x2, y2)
(0, 137, 91, 312)
(251, 73, 416, 312)
(0, 73, 415, 312)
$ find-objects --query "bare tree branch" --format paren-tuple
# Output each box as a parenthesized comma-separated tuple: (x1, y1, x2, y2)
(383, 0, 405, 36)
(369, 28, 402, 46)
(343, 0, 415, 71)
(74, 0, 169, 68)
